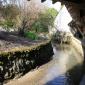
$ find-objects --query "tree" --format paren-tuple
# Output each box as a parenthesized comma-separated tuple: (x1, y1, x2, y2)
(18, 0, 46, 35)
(2, 4, 19, 19)
(0, 4, 20, 31)
(31, 8, 58, 33)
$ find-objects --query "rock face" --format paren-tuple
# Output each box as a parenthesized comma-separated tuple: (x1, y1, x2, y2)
(0, 41, 53, 84)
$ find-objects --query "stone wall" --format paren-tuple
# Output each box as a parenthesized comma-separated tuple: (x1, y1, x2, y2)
(0, 41, 54, 84)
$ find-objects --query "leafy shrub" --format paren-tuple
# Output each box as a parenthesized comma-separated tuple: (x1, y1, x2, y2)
(1, 19, 15, 31)
(24, 31, 38, 40)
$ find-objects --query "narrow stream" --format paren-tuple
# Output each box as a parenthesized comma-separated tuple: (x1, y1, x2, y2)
(42, 45, 82, 85)
(5, 43, 83, 85)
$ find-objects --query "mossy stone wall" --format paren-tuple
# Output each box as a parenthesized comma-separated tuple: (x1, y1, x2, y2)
(0, 41, 53, 84)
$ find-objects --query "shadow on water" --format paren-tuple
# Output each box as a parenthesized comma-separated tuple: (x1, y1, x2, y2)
(45, 64, 83, 85)
(66, 65, 84, 85)
(45, 74, 68, 85)
(79, 39, 85, 85)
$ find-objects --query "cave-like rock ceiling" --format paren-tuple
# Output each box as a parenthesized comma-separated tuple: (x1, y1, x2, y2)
(28, 0, 85, 19)
(41, 0, 85, 4)
(41, 0, 85, 17)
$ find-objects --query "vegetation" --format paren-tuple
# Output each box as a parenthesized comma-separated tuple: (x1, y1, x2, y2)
(0, 19, 15, 31)
(31, 8, 58, 33)
(0, 4, 20, 31)
(2, 5, 19, 20)
(24, 31, 38, 40)
(0, 0, 58, 40)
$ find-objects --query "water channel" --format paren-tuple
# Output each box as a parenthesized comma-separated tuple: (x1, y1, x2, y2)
(5, 39, 84, 85)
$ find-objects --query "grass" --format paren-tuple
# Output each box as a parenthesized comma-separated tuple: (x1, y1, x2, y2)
(24, 31, 38, 40)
